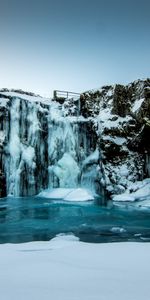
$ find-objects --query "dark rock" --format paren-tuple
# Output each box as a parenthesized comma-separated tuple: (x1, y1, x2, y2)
(0, 171, 6, 197)
(112, 84, 130, 117)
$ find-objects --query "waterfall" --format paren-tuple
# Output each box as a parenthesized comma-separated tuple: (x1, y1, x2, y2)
(2, 95, 101, 197)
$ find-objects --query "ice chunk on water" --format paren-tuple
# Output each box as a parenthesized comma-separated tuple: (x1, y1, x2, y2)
(64, 188, 94, 201)
(38, 188, 74, 199)
(111, 227, 126, 233)
(37, 188, 94, 201)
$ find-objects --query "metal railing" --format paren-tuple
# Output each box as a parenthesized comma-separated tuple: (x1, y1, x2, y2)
(53, 90, 80, 100)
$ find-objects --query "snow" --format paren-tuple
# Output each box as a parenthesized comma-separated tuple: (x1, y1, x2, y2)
(113, 179, 150, 203)
(102, 135, 126, 146)
(132, 98, 144, 113)
(0, 97, 9, 107)
(113, 194, 136, 202)
(119, 165, 129, 177)
(88, 85, 114, 96)
(97, 108, 132, 133)
(37, 188, 94, 201)
(0, 91, 51, 105)
(133, 182, 150, 199)
(0, 234, 150, 300)
(82, 148, 99, 167)
(67, 115, 87, 123)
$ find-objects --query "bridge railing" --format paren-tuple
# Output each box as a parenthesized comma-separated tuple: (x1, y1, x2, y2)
(53, 90, 80, 100)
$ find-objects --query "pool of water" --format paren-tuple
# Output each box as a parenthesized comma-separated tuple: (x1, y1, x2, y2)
(0, 196, 150, 243)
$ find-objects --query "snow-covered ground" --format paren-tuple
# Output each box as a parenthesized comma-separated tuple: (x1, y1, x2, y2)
(0, 234, 150, 300)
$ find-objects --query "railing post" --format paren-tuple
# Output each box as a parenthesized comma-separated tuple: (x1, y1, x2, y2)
(78, 98, 80, 116)
(53, 90, 57, 99)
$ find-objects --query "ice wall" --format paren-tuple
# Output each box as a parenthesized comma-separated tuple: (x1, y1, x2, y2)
(4, 97, 49, 196)
(1, 95, 100, 197)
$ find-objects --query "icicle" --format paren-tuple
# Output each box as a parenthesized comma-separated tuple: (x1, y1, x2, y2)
(6, 98, 21, 196)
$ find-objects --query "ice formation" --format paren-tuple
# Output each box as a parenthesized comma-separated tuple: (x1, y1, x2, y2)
(0, 92, 100, 197)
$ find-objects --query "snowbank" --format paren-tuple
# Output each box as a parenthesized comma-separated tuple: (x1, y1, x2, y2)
(0, 234, 150, 300)
(37, 188, 94, 201)
(0, 91, 51, 105)
(113, 179, 150, 203)
(113, 194, 136, 202)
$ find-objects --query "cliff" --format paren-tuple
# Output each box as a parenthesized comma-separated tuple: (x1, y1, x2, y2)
(80, 78, 150, 198)
(0, 79, 150, 199)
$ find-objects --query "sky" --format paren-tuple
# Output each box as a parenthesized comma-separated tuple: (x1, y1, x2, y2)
(0, 0, 150, 97)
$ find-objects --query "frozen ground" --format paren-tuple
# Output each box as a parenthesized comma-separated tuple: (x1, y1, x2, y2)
(0, 234, 150, 300)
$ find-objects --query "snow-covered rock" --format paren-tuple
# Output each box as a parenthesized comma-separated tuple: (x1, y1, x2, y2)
(80, 78, 150, 198)
(112, 179, 150, 202)
(113, 194, 136, 202)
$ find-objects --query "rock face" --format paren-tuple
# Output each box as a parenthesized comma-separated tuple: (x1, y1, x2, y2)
(80, 78, 150, 197)
(0, 79, 150, 199)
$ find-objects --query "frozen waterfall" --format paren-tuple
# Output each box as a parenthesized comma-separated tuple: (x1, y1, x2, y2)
(1, 95, 102, 197)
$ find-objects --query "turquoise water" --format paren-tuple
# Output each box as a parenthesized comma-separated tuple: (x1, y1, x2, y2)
(0, 196, 150, 243)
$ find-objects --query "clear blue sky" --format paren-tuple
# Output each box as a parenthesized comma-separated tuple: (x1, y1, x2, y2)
(0, 0, 149, 97)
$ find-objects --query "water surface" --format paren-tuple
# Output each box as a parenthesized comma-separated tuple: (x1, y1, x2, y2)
(0, 196, 150, 243)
